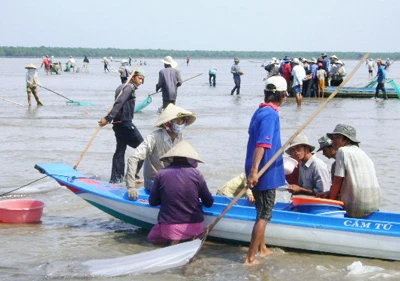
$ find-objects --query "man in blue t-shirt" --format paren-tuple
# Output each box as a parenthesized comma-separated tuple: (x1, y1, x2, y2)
(244, 76, 287, 265)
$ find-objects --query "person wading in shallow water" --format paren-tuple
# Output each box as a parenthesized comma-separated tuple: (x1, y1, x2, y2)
(230, 57, 243, 95)
(25, 63, 43, 106)
(98, 68, 146, 184)
(244, 76, 287, 265)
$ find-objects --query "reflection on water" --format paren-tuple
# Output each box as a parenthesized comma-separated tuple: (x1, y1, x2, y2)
(1, 58, 400, 280)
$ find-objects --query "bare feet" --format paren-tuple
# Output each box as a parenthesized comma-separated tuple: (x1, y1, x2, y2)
(259, 248, 273, 257)
(244, 257, 261, 265)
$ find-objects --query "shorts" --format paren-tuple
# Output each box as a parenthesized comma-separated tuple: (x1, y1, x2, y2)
(26, 86, 36, 93)
(252, 189, 276, 221)
(318, 79, 325, 90)
(292, 85, 302, 94)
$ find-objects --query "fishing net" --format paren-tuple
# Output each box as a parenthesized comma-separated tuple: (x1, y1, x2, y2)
(386, 79, 400, 98)
(135, 95, 152, 113)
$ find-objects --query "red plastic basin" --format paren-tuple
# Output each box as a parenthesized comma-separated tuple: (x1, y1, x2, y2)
(0, 199, 45, 223)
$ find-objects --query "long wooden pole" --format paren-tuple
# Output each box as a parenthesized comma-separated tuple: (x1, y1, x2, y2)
(0, 97, 27, 108)
(73, 64, 140, 169)
(149, 73, 203, 96)
(203, 52, 370, 237)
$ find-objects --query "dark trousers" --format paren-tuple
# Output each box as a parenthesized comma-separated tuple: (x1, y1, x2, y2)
(231, 76, 241, 95)
(375, 82, 388, 99)
(209, 74, 216, 86)
(162, 99, 175, 109)
(110, 123, 144, 183)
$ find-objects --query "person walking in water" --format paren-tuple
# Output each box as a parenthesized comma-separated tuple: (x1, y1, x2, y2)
(231, 57, 243, 95)
(156, 56, 183, 109)
(375, 59, 388, 100)
(25, 63, 43, 106)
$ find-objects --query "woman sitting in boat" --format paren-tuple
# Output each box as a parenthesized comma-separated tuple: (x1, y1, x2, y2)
(125, 104, 196, 200)
(317, 124, 381, 218)
(148, 140, 214, 245)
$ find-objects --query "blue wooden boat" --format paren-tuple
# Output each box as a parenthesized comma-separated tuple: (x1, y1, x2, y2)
(35, 162, 400, 261)
(324, 79, 400, 99)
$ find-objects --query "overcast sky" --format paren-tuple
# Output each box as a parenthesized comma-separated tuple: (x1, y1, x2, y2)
(2, 0, 398, 52)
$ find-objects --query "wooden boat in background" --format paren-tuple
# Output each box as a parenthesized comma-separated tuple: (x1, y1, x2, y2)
(324, 79, 400, 99)
(35, 162, 400, 261)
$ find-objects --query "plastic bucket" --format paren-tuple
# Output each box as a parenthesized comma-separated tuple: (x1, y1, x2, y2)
(292, 204, 343, 214)
(0, 199, 45, 223)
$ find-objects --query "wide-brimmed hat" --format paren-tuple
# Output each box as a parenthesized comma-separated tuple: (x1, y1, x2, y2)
(335, 60, 344, 65)
(292, 58, 300, 64)
(321, 53, 327, 57)
(160, 140, 203, 163)
(161, 56, 178, 68)
(285, 135, 316, 154)
(265, 76, 287, 92)
(234, 57, 240, 62)
(25, 63, 37, 69)
(327, 124, 360, 143)
(317, 135, 333, 152)
(155, 104, 196, 127)
(310, 58, 317, 64)
(133, 67, 146, 77)
(330, 55, 338, 60)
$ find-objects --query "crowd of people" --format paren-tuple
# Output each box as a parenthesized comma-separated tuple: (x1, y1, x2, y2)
(21, 53, 384, 265)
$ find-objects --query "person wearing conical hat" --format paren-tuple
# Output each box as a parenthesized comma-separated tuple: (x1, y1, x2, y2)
(285, 134, 331, 196)
(147, 140, 213, 245)
(317, 124, 381, 218)
(156, 56, 183, 109)
(25, 63, 43, 106)
(125, 103, 196, 200)
(99, 68, 146, 184)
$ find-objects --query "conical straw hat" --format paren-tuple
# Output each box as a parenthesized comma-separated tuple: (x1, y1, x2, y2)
(155, 104, 196, 127)
(160, 140, 203, 163)
(25, 63, 37, 69)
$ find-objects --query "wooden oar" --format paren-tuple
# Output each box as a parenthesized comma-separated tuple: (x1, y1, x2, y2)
(73, 64, 140, 169)
(80, 54, 370, 277)
(0, 97, 27, 108)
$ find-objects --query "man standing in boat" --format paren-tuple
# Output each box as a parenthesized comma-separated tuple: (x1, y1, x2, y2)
(244, 76, 287, 265)
(98, 68, 146, 184)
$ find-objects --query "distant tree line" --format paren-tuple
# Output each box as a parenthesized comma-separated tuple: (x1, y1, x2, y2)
(0, 46, 398, 60)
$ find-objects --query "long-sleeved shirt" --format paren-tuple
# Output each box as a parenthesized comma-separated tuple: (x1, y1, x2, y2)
(156, 67, 182, 102)
(377, 65, 387, 83)
(149, 162, 214, 224)
(26, 70, 39, 86)
(104, 83, 137, 124)
(126, 128, 182, 190)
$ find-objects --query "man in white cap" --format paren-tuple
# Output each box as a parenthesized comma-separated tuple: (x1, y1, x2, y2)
(99, 68, 146, 184)
(285, 134, 331, 196)
(125, 103, 196, 200)
(317, 124, 381, 218)
(291, 58, 306, 107)
(156, 56, 183, 109)
(25, 63, 43, 106)
(147, 140, 214, 245)
(244, 76, 287, 265)
(118, 59, 130, 84)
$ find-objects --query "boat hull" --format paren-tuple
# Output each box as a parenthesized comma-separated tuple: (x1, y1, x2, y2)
(324, 86, 398, 98)
(35, 162, 400, 261)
